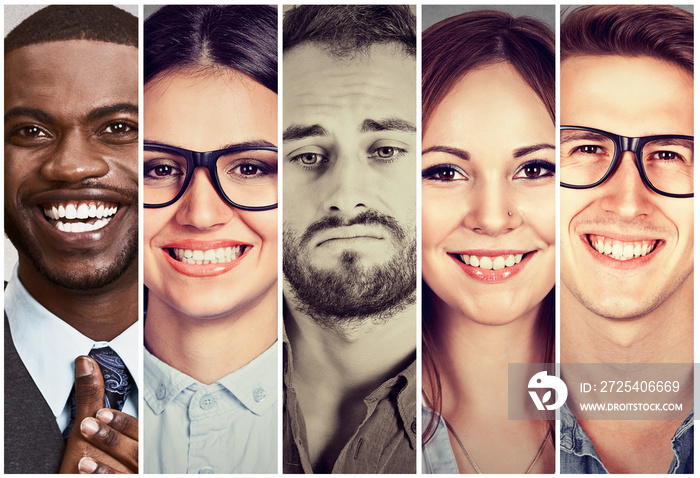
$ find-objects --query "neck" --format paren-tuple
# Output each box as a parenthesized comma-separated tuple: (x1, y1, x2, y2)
(560, 274, 693, 364)
(425, 296, 549, 416)
(285, 295, 416, 399)
(18, 258, 138, 341)
(145, 284, 277, 384)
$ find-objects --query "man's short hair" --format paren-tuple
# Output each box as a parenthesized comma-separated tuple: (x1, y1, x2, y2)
(283, 5, 415, 58)
(561, 5, 693, 74)
(145, 5, 277, 93)
(5, 5, 137, 56)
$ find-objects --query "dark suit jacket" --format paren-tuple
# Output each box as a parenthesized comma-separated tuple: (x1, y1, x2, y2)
(5, 315, 65, 473)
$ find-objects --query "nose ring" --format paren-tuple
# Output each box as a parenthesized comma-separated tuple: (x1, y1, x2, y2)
(507, 211, 512, 216)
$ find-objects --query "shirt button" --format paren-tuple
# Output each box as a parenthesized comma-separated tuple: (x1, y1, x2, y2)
(198, 466, 215, 474)
(253, 387, 267, 402)
(156, 383, 166, 400)
(200, 395, 215, 410)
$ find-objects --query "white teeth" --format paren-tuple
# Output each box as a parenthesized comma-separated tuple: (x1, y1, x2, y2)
(171, 246, 246, 264)
(459, 253, 525, 270)
(42, 202, 118, 221)
(65, 204, 77, 219)
(589, 235, 656, 261)
(53, 217, 113, 233)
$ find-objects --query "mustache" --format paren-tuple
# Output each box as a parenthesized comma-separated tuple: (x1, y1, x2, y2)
(300, 210, 405, 246)
(27, 179, 138, 201)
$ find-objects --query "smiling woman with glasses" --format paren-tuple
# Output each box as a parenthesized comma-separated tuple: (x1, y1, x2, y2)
(142, 5, 278, 474)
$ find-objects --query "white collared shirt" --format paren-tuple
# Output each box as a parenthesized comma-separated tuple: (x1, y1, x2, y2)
(143, 343, 278, 474)
(5, 266, 139, 431)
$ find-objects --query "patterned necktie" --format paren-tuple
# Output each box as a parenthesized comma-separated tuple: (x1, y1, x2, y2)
(63, 346, 134, 439)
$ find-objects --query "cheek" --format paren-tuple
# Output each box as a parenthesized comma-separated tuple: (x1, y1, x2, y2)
(243, 210, 278, 247)
(421, 190, 462, 248)
(520, 188, 556, 246)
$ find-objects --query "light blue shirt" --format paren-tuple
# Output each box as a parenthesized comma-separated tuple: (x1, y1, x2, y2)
(144, 342, 278, 474)
(4, 266, 140, 431)
(421, 403, 459, 473)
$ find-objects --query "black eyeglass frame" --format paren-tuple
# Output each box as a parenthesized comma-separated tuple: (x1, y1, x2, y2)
(144, 142, 279, 210)
(560, 125, 694, 198)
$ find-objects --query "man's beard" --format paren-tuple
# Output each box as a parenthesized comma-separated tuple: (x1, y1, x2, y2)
(5, 208, 138, 291)
(283, 210, 416, 327)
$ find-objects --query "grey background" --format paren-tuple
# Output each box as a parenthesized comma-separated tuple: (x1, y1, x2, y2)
(423, 5, 555, 31)
(4, 4, 138, 280)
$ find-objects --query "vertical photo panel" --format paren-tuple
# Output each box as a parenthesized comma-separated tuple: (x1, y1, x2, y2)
(559, 5, 694, 474)
(421, 4, 556, 475)
(282, 5, 418, 474)
(142, 5, 279, 474)
(4, 5, 140, 474)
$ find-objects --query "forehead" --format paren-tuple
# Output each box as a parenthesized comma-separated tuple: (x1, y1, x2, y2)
(5, 40, 138, 116)
(283, 43, 416, 129)
(561, 55, 693, 136)
(144, 71, 277, 151)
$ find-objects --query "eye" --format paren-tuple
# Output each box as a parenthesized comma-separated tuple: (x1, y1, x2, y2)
(98, 120, 138, 143)
(651, 151, 682, 161)
(144, 159, 185, 182)
(422, 163, 468, 182)
(369, 145, 407, 162)
(288, 151, 329, 170)
(514, 160, 555, 180)
(7, 124, 52, 146)
(576, 145, 604, 155)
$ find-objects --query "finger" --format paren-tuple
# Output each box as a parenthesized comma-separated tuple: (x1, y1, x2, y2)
(96, 409, 138, 441)
(81, 418, 138, 471)
(78, 456, 121, 474)
(74, 356, 105, 423)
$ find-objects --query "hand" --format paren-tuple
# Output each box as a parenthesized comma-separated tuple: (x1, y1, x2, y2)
(78, 409, 138, 473)
(59, 356, 138, 474)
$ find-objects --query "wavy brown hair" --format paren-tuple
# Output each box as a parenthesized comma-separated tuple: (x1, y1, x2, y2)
(421, 10, 555, 445)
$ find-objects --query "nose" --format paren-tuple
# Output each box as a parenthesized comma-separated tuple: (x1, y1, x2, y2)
(598, 151, 654, 219)
(321, 154, 371, 215)
(462, 179, 521, 236)
(40, 130, 109, 182)
(174, 169, 235, 229)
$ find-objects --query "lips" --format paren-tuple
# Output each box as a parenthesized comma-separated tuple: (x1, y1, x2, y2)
(450, 250, 534, 283)
(40, 200, 119, 233)
(313, 224, 386, 247)
(161, 241, 252, 277)
(167, 245, 247, 265)
(586, 234, 658, 261)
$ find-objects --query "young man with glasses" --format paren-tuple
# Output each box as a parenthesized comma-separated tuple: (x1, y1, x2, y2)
(559, 5, 693, 474)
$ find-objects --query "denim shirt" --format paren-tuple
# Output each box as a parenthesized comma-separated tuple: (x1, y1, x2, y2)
(421, 404, 459, 473)
(560, 403, 694, 473)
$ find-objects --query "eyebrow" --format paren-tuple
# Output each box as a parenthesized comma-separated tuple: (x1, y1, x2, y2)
(4, 106, 54, 124)
(560, 131, 607, 143)
(360, 118, 416, 133)
(86, 103, 138, 122)
(283, 124, 329, 142)
(513, 143, 555, 158)
(5, 104, 138, 125)
(649, 138, 694, 150)
(421, 145, 470, 161)
(145, 139, 276, 151)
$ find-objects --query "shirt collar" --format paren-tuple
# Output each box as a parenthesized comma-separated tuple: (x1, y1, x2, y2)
(145, 342, 278, 416)
(5, 267, 140, 419)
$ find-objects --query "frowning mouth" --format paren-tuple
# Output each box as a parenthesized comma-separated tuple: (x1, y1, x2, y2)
(40, 200, 119, 233)
(586, 234, 660, 261)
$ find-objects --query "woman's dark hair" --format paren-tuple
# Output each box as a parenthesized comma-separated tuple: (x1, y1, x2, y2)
(561, 5, 693, 75)
(423, 10, 554, 127)
(421, 10, 555, 445)
(144, 5, 277, 92)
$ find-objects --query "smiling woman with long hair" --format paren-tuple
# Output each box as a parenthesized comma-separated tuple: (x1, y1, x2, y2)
(142, 5, 278, 473)
(421, 9, 555, 474)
